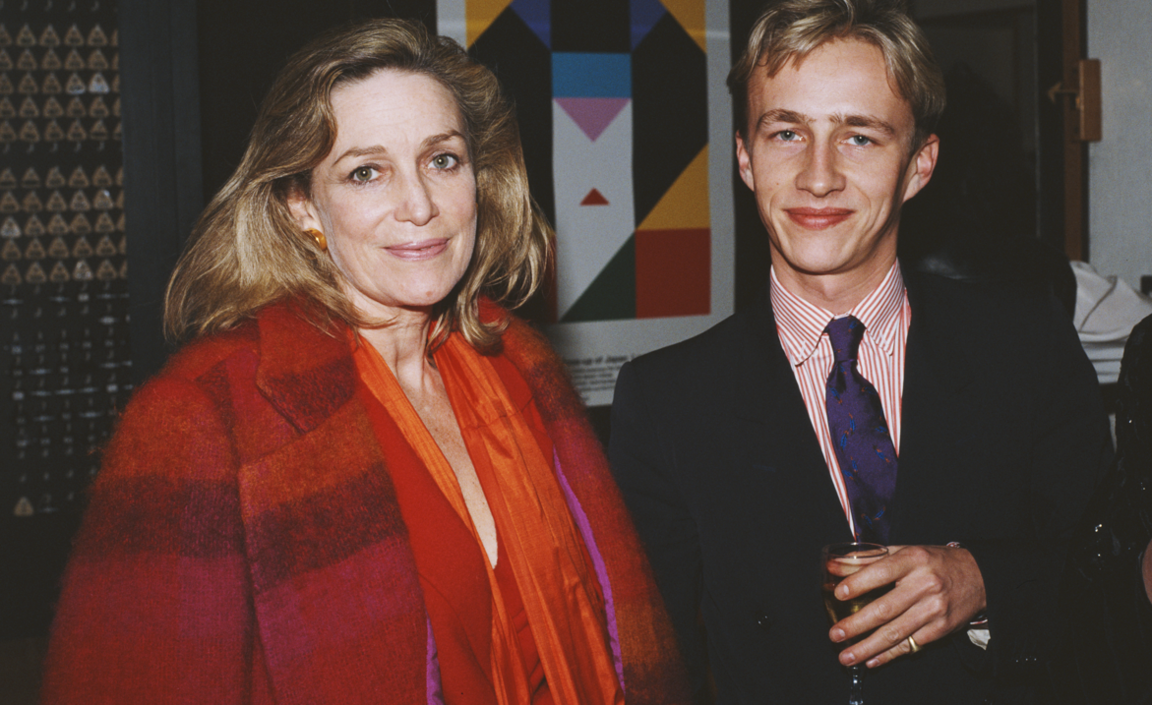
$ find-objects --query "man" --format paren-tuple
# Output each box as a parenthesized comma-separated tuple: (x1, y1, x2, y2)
(609, 1, 1112, 703)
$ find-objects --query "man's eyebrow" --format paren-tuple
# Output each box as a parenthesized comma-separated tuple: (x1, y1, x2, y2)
(755, 108, 810, 131)
(837, 113, 897, 135)
(754, 109, 898, 137)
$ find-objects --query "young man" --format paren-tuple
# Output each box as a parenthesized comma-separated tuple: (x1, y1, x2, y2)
(609, 1, 1112, 702)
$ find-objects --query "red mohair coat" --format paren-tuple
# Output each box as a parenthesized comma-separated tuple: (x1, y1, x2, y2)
(41, 300, 689, 705)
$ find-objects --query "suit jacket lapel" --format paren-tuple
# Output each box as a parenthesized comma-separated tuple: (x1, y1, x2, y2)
(736, 293, 848, 535)
(891, 273, 973, 541)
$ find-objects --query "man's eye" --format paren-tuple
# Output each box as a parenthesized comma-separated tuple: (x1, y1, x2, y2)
(776, 130, 798, 142)
(849, 135, 872, 146)
(431, 153, 459, 169)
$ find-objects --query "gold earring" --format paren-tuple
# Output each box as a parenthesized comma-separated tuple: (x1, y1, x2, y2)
(305, 228, 326, 251)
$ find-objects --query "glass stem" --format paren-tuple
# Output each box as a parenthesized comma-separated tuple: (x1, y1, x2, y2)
(848, 664, 866, 705)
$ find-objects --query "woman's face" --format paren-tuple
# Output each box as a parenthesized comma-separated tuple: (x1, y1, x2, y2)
(290, 69, 477, 321)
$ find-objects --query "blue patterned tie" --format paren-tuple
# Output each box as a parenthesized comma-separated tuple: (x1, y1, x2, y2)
(824, 316, 897, 543)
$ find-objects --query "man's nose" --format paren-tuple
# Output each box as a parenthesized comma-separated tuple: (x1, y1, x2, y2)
(795, 142, 846, 197)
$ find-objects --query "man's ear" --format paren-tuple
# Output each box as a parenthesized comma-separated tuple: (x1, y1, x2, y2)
(901, 133, 940, 203)
(286, 185, 321, 232)
(736, 131, 756, 192)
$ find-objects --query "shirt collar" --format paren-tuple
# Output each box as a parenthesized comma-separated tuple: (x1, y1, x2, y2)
(770, 262, 906, 366)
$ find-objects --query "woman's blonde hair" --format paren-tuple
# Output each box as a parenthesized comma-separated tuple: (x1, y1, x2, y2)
(728, 0, 946, 150)
(165, 18, 552, 350)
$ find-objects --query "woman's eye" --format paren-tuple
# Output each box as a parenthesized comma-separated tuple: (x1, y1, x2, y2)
(351, 166, 377, 182)
(431, 153, 459, 170)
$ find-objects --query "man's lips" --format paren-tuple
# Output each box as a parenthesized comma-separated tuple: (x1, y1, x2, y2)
(385, 238, 449, 261)
(785, 208, 854, 229)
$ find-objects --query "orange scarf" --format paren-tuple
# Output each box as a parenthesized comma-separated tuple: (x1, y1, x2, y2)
(353, 332, 623, 705)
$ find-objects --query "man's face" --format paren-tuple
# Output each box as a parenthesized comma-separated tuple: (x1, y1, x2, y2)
(736, 38, 938, 304)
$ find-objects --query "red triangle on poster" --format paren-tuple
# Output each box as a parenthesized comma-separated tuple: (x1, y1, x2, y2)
(581, 188, 609, 206)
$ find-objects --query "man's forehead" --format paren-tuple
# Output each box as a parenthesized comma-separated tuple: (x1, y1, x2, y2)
(756, 35, 884, 78)
(746, 39, 915, 130)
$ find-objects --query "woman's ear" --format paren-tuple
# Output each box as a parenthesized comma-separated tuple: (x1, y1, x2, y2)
(286, 185, 321, 231)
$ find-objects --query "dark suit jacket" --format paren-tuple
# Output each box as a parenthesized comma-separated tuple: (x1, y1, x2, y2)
(610, 270, 1112, 705)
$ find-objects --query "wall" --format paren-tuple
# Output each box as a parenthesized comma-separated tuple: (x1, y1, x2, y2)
(1088, 0, 1152, 290)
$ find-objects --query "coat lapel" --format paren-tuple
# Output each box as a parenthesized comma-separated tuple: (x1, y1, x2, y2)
(238, 303, 431, 703)
(736, 294, 848, 536)
(254, 302, 359, 433)
(890, 273, 973, 541)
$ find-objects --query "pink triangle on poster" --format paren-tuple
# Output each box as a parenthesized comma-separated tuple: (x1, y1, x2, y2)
(556, 97, 630, 142)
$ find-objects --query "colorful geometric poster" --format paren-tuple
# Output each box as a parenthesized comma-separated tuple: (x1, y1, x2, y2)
(438, 0, 733, 405)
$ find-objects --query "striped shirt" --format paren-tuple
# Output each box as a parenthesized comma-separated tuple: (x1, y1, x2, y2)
(770, 263, 910, 538)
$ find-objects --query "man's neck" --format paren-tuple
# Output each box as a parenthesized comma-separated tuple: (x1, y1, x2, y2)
(771, 259, 898, 315)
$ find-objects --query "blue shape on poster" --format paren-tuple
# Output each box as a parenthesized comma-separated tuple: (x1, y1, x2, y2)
(630, 0, 667, 49)
(553, 53, 631, 98)
(510, 0, 550, 48)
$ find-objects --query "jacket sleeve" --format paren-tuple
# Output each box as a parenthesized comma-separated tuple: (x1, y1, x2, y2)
(40, 371, 257, 704)
(610, 361, 710, 705)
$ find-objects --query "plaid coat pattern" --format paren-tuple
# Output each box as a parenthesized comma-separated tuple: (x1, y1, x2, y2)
(41, 300, 689, 705)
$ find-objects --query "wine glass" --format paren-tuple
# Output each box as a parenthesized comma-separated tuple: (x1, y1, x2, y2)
(821, 542, 890, 705)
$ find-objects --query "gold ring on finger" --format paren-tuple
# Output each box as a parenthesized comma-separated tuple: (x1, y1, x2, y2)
(907, 635, 921, 654)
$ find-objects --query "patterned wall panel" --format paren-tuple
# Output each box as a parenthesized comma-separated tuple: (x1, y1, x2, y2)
(439, 0, 733, 405)
(0, 3, 129, 520)
(465, 0, 710, 324)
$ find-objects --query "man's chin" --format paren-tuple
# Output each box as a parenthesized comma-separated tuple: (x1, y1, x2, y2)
(772, 250, 856, 279)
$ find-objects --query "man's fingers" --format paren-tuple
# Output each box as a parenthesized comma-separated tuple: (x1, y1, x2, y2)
(836, 554, 903, 599)
(830, 544, 987, 668)
(830, 586, 911, 643)
(838, 607, 938, 667)
(863, 630, 927, 669)
(835, 545, 937, 599)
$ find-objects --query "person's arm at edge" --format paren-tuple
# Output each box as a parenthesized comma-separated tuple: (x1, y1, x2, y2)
(40, 371, 252, 705)
(609, 361, 710, 705)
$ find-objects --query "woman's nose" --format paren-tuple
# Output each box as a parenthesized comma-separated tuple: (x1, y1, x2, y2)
(394, 172, 438, 225)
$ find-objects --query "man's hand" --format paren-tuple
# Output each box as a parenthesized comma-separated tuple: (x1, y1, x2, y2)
(828, 544, 986, 668)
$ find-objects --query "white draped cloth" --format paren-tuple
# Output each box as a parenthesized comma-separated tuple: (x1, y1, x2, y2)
(1072, 261, 1152, 384)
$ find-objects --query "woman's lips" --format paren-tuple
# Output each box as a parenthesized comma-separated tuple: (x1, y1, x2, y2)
(785, 208, 854, 229)
(386, 238, 449, 261)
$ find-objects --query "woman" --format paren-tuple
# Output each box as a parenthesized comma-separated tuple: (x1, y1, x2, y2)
(41, 19, 687, 705)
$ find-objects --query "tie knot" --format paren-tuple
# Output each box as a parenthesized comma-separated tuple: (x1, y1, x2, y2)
(826, 316, 865, 363)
